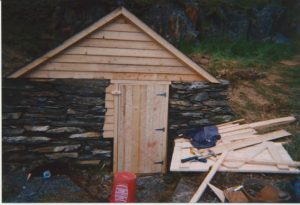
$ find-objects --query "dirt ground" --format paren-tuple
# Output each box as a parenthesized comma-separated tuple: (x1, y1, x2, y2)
(2, 161, 300, 202)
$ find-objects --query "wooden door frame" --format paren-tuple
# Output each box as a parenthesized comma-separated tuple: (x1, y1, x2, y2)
(111, 80, 171, 173)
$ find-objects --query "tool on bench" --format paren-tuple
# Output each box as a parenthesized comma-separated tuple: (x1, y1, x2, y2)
(181, 149, 216, 163)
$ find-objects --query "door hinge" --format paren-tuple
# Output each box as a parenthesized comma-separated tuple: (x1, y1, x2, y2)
(156, 92, 167, 97)
(154, 160, 164, 165)
(155, 127, 165, 132)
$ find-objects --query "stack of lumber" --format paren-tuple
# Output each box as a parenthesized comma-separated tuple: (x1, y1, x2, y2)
(169, 116, 300, 202)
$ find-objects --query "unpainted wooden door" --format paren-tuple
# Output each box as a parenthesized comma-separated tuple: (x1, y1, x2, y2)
(114, 82, 169, 173)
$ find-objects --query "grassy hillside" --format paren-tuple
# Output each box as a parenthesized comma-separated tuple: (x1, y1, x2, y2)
(181, 38, 300, 160)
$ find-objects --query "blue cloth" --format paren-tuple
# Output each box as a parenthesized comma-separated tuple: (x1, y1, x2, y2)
(184, 126, 220, 148)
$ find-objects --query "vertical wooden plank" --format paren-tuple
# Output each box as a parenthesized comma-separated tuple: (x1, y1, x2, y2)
(117, 85, 125, 171)
(161, 84, 169, 173)
(144, 84, 155, 173)
(138, 85, 147, 173)
(124, 85, 134, 172)
(113, 83, 119, 173)
(131, 85, 141, 172)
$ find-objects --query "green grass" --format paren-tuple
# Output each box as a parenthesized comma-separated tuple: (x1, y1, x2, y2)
(180, 38, 300, 68)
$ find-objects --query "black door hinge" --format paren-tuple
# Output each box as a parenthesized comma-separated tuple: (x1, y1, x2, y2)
(155, 127, 165, 132)
(154, 160, 164, 165)
(156, 92, 167, 97)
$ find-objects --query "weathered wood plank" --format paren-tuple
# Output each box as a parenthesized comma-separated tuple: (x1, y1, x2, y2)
(190, 152, 228, 202)
(102, 22, 141, 32)
(90, 30, 152, 41)
(53, 54, 183, 66)
(64, 46, 174, 58)
(41, 63, 194, 74)
(26, 70, 204, 81)
(78, 38, 162, 50)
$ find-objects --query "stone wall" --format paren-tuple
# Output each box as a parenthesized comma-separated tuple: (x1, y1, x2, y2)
(2, 79, 235, 168)
(2, 79, 112, 168)
(168, 80, 236, 138)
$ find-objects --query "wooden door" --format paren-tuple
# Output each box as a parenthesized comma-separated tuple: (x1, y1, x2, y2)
(114, 82, 169, 173)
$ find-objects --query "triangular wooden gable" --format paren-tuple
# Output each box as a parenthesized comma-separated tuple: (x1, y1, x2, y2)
(8, 7, 219, 83)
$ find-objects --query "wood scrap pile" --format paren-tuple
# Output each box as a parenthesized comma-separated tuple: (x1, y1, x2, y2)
(169, 116, 299, 202)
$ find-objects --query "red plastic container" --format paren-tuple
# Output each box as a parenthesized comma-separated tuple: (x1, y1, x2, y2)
(110, 172, 136, 203)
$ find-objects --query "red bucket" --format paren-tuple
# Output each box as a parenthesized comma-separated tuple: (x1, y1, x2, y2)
(110, 172, 136, 202)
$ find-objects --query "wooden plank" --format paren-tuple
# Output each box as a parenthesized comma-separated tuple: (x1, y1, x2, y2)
(208, 130, 291, 156)
(105, 100, 114, 109)
(41, 62, 194, 75)
(102, 22, 141, 32)
(190, 152, 228, 203)
(78, 38, 162, 50)
(222, 143, 267, 168)
(221, 133, 257, 143)
(64, 46, 174, 58)
(218, 124, 240, 130)
(114, 17, 127, 24)
(208, 183, 225, 203)
(223, 158, 300, 168)
(265, 141, 289, 170)
(138, 84, 148, 173)
(103, 123, 113, 131)
(221, 128, 256, 138)
(217, 119, 245, 127)
(90, 30, 152, 42)
(144, 84, 155, 173)
(105, 93, 114, 101)
(117, 84, 126, 171)
(26, 70, 203, 81)
(113, 83, 120, 172)
(104, 116, 114, 124)
(103, 131, 114, 138)
(53, 54, 184, 66)
(105, 108, 114, 116)
(249, 116, 296, 130)
(219, 116, 296, 133)
(9, 7, 123, 78)
(162, 84, 170, 173)
(111, 80, 171, 85)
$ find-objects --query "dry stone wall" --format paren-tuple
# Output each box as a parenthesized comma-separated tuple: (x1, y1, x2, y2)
(168, 80, 236, 138)
(2, 79, 111, 167)
(2, 79, 235, 168)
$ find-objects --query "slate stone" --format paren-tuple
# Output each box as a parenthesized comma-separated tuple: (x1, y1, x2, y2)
(170, 100, 191, 107)
(46, 152, 78, 159)
(180, 112, 203, 118)
(3, 113, 22, 120)
(192, 92, 209, 102)
(3, 136, 51, 144)
(47, 127, 84, 134)
(2, 128, 25, 136)
(203, 100, 228, 107)
(24, 125, 50, 132)
(69, 132, 101, 139)
(91, 149, 111, 157)
(32, 144, 81, 153)
(188, 119, 210, 126)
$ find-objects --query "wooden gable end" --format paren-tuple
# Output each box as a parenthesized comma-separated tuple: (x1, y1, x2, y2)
(25, 16, 204, 81)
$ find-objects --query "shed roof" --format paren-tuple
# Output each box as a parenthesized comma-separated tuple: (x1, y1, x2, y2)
(8, 7, 219, 83)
